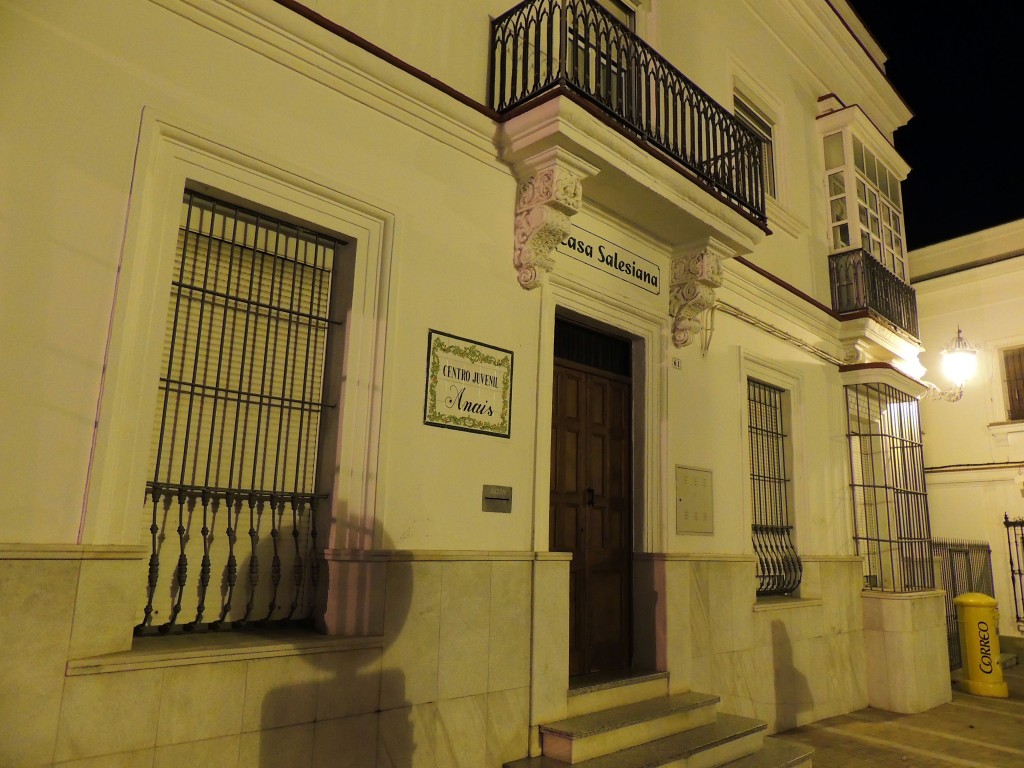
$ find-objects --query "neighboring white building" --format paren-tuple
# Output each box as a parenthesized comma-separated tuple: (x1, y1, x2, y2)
(913, 219, 1024, 642)
(0, 1, 951, 766)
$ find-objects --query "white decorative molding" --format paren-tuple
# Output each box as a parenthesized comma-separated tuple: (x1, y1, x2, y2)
(0, 544, 148, 561)
(150, 0, 501, 167)
(669, 238, 734, 347)
(835, 315, 926, 380)
(838, 364, 929, 399)
(497, 95, 765, 260)
(512, 148, 597, 289)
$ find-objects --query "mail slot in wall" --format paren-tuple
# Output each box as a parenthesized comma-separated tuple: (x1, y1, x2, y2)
(482, 485, 512, 513)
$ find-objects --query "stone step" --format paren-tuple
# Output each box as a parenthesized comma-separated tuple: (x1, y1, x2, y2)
(567, 670, 671, 717)
(719, 737, 813, 768)
(1002, 652, 1017, 670)
(541, 692, 720, 763)
(506, 712, 768, 768)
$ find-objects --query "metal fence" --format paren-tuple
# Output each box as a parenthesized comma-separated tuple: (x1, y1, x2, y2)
(933, 538, 994, 670)
(1005, 515, 1024, 625)
(490, 0, 766, 223)
(829, 249, 919, 339)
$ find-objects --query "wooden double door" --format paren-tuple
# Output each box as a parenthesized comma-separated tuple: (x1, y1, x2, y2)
(550, 337, 633, 677)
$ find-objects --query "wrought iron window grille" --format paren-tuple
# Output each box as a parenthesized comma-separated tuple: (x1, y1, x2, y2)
(845, 382, 933, 592)
(136, 191, 344, 636)
(747, 379, 801, 596)
(490, 0, 767, 223)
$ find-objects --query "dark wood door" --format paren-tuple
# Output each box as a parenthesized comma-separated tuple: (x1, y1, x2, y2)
(551, 360, 632, 676)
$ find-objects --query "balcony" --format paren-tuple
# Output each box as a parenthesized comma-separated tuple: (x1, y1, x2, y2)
(490, 0, 767, 225)
(829, 249, 919, 339)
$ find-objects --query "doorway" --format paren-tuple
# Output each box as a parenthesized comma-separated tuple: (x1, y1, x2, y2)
(550, 318, 633, 677)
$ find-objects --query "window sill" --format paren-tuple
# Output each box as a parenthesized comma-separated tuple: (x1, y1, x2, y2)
(752, 595, 822, 612)
(988, 420, 1024, 452)
(67, 631, 383, 676)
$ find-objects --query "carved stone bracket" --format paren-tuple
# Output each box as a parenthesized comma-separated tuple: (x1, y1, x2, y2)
(512, 148, 598, 290)
(669, 238, 734, 347)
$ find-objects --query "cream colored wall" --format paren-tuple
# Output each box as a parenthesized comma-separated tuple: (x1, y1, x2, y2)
(664, 282, 853, 559)
(305, 0, 907, 309)
(917, 259, 1024, 465)
(0, 0, 540, 551)
(304, 0, 511, 104)
(915, 250, 1024, 636)
(0, 2, 923, 764)
(645, 0, 909, 305)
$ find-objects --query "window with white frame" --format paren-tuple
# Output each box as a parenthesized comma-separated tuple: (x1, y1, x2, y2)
(136, 189, 349, 635)
(747, 378, 801, 596)
(823, 130, 907, 281)
(593, 0, 635, 29)
(734, 94, 776, 199)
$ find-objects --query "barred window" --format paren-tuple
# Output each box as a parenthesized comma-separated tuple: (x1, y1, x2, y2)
(1003, 346, 1024, 421)
(735, 95, 776, 199)
(748, 379, 801, 596)
(136, 190, 345, 635)
(846, 382, 932, 592)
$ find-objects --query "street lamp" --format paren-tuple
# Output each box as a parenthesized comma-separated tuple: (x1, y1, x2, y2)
(927, 327, 979, 402)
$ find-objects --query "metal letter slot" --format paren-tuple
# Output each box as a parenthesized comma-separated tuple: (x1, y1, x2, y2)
(482, 485, 512, 514)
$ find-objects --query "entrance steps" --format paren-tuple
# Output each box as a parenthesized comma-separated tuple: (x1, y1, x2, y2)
(506, 673, 812, 768)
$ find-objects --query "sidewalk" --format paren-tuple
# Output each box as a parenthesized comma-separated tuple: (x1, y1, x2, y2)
(780, 663, 1024, 766)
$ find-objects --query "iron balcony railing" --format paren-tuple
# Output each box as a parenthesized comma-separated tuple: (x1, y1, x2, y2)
(490, 0, 767, 224)
(829, 249, 919, 338)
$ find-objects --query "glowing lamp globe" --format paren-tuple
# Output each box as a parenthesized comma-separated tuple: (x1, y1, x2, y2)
(940, 328, 978, 389)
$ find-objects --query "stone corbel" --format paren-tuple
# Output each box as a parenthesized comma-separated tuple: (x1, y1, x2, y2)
(512, 148, 598, 290)
(669, 238, 735, 347)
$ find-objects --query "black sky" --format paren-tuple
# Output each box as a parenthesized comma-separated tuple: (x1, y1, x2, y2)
(845, 3, 1023, 250)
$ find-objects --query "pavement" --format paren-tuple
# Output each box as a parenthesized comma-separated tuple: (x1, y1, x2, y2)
(780, 662, 1024, 766)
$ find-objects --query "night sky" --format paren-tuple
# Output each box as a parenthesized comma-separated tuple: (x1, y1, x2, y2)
(845, 3, 1023, 250)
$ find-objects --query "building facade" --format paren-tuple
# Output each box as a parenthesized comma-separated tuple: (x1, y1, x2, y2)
(913, 220, 1024, 645)
(0, 1, 950, 766)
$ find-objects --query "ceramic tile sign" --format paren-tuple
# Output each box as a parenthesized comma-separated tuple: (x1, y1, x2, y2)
(557, 224, 661, 295)
(424, 330, 513, 438)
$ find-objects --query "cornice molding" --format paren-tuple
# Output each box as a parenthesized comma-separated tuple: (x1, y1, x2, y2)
(151, 0, 501, 168)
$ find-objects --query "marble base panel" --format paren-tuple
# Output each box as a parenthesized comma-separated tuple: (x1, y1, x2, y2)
(2, 550, 537, 767)
(862, 590, 952, 713)
(640, 555, 869, 734)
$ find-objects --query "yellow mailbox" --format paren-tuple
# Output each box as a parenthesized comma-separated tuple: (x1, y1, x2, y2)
(953, 592, 1009, 698)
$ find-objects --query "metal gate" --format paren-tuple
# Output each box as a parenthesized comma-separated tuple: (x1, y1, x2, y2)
(933, 538, 994, 670)
(1005, 515, 1024, 625)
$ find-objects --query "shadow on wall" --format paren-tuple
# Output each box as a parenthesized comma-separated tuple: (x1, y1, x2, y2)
(772, 620, 813, 732)
(258, 529, 414, 767)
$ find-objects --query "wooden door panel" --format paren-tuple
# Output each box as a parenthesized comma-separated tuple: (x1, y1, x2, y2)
(588, 569, 626, 671)
(552, 504, 580, 553)
(551, 359, 632, 676)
